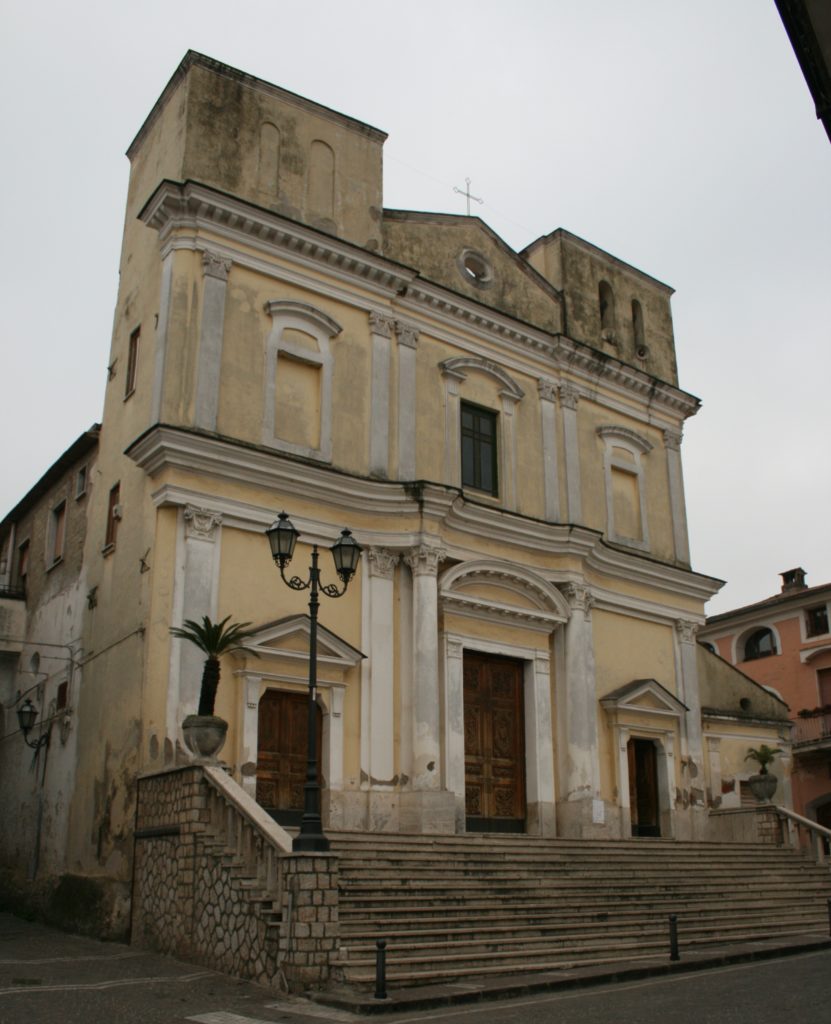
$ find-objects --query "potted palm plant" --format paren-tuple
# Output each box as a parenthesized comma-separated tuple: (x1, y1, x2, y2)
(170, 615, 257, 760)
(744, 744, 781, 802)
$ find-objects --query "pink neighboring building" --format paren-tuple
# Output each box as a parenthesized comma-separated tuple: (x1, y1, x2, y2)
(698, 568, 831, 830)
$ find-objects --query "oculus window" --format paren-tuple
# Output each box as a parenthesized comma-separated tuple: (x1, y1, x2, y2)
(461, 402, 498, 495)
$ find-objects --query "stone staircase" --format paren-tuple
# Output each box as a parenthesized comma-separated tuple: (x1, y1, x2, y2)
(329, 832, 831, 989)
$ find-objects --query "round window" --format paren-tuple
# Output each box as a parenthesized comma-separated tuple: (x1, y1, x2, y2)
(457, 249, 493, 288)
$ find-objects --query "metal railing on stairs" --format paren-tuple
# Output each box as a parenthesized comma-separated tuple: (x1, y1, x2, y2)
(773, 806, 831, 865)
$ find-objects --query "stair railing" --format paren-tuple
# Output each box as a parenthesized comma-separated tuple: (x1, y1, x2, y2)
(202, 764, 293, 897)
(772, 805, 831, 866)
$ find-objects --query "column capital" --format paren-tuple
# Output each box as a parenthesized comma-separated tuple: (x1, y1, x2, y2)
(561, 582, 594, 617)
(663, 428, 683, 451)
(201, 249, 232, 281)
(369, 310, 395, 338)
(183, 505, 223, 541)
(367, 547, 399, 580)
(395, 321, 420, 349)
(675, 619, 699, 644)
(404, 543, 446, 577)
(559, 382, 580, 410)
(538, 378, 559, 403)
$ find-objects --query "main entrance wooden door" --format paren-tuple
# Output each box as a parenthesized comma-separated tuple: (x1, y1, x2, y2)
(464, 652, 526, 833)
(256, 690, 322, 826)
(628, 737, 660, 837)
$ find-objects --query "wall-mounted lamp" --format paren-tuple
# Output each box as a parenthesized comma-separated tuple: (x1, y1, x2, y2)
(16, 699, 49, 752)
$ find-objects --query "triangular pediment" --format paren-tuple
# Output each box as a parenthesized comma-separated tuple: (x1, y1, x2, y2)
(241, 615, 364, 668)
(601, 678, 688, 718)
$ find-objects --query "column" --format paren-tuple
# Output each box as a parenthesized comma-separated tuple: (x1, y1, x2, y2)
(368, 312, 394, 478)
(395, 321, 419, 480)
(365, 547, 398, 830)
(557, 582, 601, 836)
(560, 383, 582, 523)
(401, 543, 455, 833)
(616, 725, 632, 837)
(538, 378, 560, 522)
(167, 505, 223, 750)
(194, 250, 232, 431)
(675, 618, 706, 836)
(664, 428, 691, 565)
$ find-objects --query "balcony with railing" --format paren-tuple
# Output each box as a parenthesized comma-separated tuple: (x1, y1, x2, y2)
(792, 707, 831, 753)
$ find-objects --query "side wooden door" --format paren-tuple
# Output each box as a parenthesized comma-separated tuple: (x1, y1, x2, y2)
(256, 690, 322, 826)
(464, 652, 526, 832)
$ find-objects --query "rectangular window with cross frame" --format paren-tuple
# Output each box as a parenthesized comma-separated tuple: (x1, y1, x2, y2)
(461, 401, 498, 495)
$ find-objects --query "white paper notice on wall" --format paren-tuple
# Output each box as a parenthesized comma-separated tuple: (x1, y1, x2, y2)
(592, 798, 605, 824)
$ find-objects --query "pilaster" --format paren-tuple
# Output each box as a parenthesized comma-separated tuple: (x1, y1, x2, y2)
(395, 320, 419, 480)
(675, 618, 707, 836)
(368, 312, 394, 478)
(538, 378, 560, 522)
(194, 250, 232, 431)
(664, 428, 691, 565)
(560, 383, 582, 523)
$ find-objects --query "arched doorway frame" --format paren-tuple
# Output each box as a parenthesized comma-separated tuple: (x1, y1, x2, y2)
(439, 560, 570, 836)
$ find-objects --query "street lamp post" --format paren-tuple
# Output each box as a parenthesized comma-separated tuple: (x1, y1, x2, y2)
(266, 512, 361, 853)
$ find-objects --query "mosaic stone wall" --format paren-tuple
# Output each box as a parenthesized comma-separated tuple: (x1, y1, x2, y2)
(132, 765, 340, 991)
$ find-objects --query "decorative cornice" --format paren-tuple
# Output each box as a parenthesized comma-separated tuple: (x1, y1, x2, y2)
(368, 311, 395, 339)
(265, 299, 342, 337)
(201, 249, 232, 282)
(183, 504, 222, 540)
(141, 180, 701, 423)
(128, 426, 722, 605)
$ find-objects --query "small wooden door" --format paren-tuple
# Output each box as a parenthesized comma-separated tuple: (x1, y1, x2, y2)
(464, 653, 526, 832)
(628, 738, 660, 837)
(256, 690, 322, 826)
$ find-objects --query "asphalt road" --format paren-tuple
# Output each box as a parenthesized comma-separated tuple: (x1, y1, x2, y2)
(1, 912, 829, 1024)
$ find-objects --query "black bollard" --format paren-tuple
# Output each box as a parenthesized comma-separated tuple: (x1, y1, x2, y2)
(374, 939, 387, 1000)
(669, 913, 680, 961)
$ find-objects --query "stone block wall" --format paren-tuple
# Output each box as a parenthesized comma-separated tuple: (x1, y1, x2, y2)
(132, 765, 339, 992)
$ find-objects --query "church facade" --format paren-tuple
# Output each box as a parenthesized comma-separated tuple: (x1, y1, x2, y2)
(0, 52, 791, 935)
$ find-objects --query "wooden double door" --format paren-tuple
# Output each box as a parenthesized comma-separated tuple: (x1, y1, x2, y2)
(256, 690, 322, 826)
(464, 653, 526, 832)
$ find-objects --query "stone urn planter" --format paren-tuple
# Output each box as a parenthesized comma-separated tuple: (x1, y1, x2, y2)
(182, 714, 228, 760)
(747, 772, 777, 802)
(744, 744, 781, 803)
(170, 615, 257, 763)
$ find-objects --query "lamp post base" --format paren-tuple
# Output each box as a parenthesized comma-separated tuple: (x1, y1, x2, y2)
(292, 826, 331, 853)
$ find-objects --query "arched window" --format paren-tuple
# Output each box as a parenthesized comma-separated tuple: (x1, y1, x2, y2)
(700, 641, 716, 654)
(743, 627, 776, 661)
(599, 281, 616, 333)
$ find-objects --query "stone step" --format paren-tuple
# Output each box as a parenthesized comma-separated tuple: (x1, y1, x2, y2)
(339, 901, 826, 936)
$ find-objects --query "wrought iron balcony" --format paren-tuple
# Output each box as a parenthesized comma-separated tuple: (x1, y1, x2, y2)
(792, 708, 831, 751)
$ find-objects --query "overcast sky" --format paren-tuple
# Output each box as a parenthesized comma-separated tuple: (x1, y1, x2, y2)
(2, 1, 829, 615)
